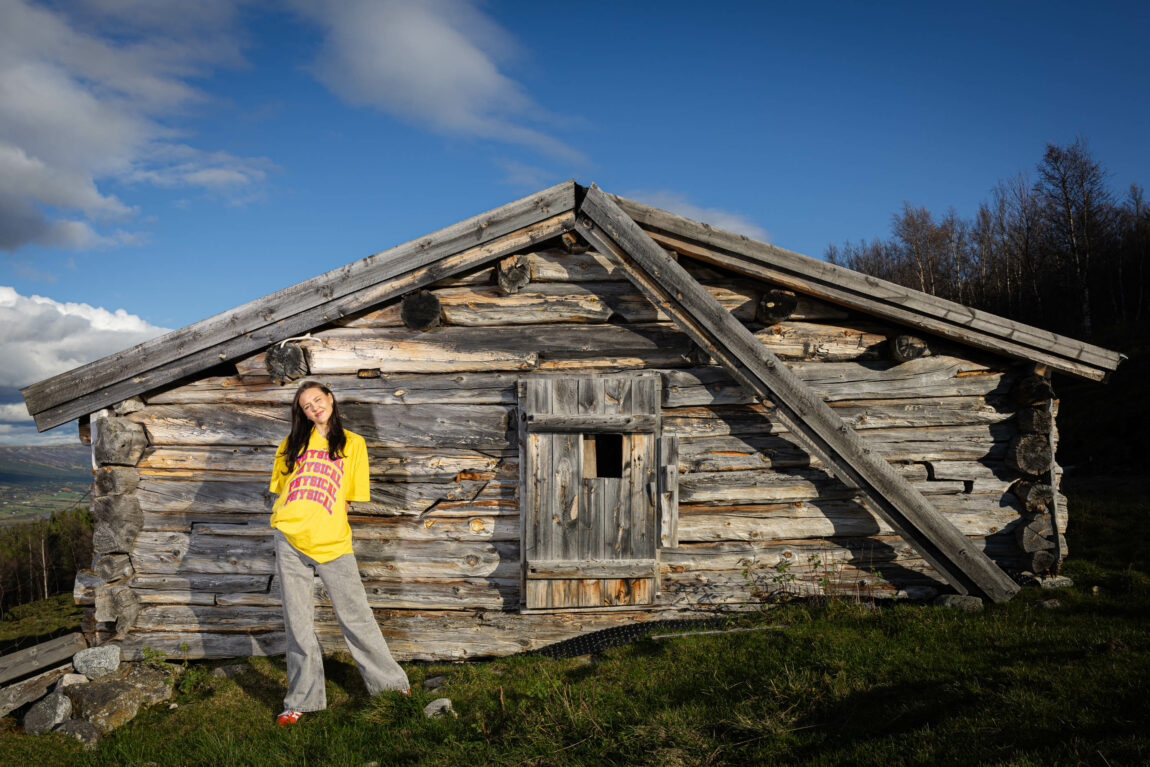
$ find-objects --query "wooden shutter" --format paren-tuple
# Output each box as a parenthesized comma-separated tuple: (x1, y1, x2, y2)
(518, 373, 661, 609)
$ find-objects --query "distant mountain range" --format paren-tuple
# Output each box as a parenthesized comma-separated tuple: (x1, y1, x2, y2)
(0, 445, 92, 484)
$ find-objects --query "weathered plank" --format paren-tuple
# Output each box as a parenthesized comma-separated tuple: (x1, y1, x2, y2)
(0, 664, 73, 718)
(0, 633, 86, 685)
(578, 185, 1019, 600)
(527, 413, 658, 434)
(611, 192, 1122, 380)
(128, 403, 513, 450)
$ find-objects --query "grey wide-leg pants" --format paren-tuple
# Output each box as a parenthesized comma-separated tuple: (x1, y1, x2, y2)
(274, 530, 409, 712)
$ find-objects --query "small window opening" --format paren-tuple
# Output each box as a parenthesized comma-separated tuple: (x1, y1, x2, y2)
(583, 433, 624, 478)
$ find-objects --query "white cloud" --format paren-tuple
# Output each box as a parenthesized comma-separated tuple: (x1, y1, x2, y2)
(0, 285, 169, 391)
(623, 190, 771, 242)
(0, 0, 271, 251)
(295, 0, 583, 163)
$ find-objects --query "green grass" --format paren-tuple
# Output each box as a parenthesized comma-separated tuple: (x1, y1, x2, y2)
(0, 593, 82, 655)
(1, 488, 1147, 766)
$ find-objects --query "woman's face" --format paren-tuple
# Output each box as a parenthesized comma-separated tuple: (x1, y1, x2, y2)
(298, 386, 335, 428)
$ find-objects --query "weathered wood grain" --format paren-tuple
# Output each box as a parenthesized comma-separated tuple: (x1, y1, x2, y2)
(0, 633, 86, 686)
(661, 358, 1009, 407)
(578, 186, 1018, 601)
(128, 403, 513, 449)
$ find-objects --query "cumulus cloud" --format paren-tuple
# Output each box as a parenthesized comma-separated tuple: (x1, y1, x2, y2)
(295, 0, 583, 163)
(623, 189, 771, 242)
(0, 285, 169, 444)
(0, 0, 272, 252)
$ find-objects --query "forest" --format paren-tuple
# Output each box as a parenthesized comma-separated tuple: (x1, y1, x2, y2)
(825, 139, 1147, 475)
(825, 138, 1148, 344)
(0, 506, 92, 619)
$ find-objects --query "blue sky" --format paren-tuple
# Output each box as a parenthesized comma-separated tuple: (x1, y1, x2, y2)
(2, 0, 1148, 443)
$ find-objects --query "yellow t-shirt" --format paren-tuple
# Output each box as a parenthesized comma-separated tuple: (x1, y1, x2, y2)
(269, 429, 370, 563)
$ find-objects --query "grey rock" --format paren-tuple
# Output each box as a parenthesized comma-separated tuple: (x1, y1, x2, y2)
(211, 664, 247, 679)
(1037, 598, 1062, 610)
(65, 678, 143, 735)
(57, 673, 89, 689)
(122, 663, 176, 705)
(24, 691, 72, 735)
(422, 675, 448, 691)
(934, 594, 984, 613)
(55, 719, 101, 749)
(423, 698, 456, 719)
(73, 645, 121, 678)
(1039, 575, 1074, 590)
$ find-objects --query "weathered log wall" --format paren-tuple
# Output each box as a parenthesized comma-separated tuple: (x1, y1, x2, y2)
(75, 246, 1062, 659)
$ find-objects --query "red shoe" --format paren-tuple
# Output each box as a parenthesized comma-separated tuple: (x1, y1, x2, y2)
(276, 710, 303, 726)
(397, 688, 411, 697)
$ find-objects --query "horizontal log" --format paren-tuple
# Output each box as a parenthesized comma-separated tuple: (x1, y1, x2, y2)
(136, 590, 217, 606)
(752, 322, 888, 361)
(526, 413, 657, 433)
(128, 403, 513, 449)
(677, 504, 1023, 542)
(662, 357, 1009, 407)
(118, 607, 720, 661)
(235, 324, 695, 378)
(129, 573, 272, 592)
(353, 540, 520, 579)
(147, 373, 522, 407)
(0, 632, 86, 686)
(663, 398, 1013, 439)
(660, 534, 1022, 573)
(131, 531, 276, 575)
(140, 445, 506, 480)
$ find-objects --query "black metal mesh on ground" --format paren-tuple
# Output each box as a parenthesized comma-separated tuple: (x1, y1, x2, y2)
(527, 618, 730, 658)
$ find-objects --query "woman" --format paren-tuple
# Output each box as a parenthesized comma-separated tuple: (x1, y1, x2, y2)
(269, 380, 410, 726)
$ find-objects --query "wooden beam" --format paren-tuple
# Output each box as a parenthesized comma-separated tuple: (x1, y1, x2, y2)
(576, 184, 1019, 602)
(527, 414, 657, 434)
(24, 183, 577, 430)
(610, 193, 1123, 381)
(0, 632, 86, 685)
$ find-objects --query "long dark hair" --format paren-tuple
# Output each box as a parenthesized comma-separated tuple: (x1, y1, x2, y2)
(283, 380, 347, 474)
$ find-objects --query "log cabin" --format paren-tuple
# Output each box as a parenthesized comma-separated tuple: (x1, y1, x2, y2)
(21, 182, 1123, 661)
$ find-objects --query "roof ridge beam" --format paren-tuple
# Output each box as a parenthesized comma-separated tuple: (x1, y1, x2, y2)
(576, 183, 1019, 602)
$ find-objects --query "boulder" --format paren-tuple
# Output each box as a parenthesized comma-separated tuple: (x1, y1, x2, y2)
(65, 678, 143, 735)
(57, 673, 89, 689)
(210, 664, 247, 679)
(55, 719, 101, 749)
(423, 698, 456, 719)
(934, 594, 984, 613)
(73, 645, 121, 678)
(422, 675, 448, 691)
(23, 690, 72, 735)
(121, 663, 176, 705)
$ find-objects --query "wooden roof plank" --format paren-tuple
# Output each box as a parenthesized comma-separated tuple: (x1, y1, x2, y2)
(611, 194, 1122, 379)
(578, 184, 1019, 602)
(23, 184, 576, 430)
